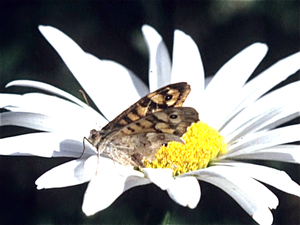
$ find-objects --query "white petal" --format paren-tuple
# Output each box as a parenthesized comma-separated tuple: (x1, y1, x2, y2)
(229, 145, 300, 164)
(193, 166, 277, 225)
(221, 81, 300, 141)
(2, 93, 105, 131)
(142, 25, 171, 91)
(36, 156, 98, 189)
(166, 176, 200, 209)
(226, 125, 300, 157)
(197, 166, 279, 209)
(5, 80, 89, 109)
(0, 132, 95, 158)
(222, 51, 300, 126)
(108, 163, 147, 192)
(142, 168, 173, 190)
(1, 93, 69, 116)
(5, 80, 103, 126)
(201, 43, 268, 127)
(225, 105, 299, 144)
(252, 207, 274, 225)
(0, 93, 20, 108)
(38, 25, 147, 120)
(123, 175, 151, 192)
(214, 161, 300, 197)
(255, 108, 299, 133)
(0, 111, 96, 136)
(205, 43, 268, 96)
(85, 58, 148, 120)
(82, 157, 127, 216)
(171, 29, 205, 110)
(1, 112, 56, 132)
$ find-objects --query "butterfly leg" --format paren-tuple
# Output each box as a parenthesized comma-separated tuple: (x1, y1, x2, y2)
(79, 137, 90, 159)
(95, 149, 100, 175)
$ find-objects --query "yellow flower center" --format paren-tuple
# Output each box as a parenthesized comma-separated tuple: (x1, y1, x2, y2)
(144, 121, 227, 176)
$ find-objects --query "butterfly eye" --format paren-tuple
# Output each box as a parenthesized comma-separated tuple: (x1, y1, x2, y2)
(165, 94, 173, 101)
(169, 114, 178, 119)
(90, 129, 99, 139)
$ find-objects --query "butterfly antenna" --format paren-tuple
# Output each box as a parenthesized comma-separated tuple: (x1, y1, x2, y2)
(79, 89, 90, 106)
(80, 137, 89, 159)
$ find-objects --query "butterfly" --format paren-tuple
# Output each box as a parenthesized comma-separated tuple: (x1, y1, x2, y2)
(85, 82, 199, 168)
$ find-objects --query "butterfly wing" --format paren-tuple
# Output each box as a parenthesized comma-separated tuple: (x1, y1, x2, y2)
(114, 107, 199, 137)
(100, 82, 190, 138)
(105, 107, 199, 166)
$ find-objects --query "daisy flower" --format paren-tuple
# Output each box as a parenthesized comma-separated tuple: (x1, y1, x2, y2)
(1, 25, 299, 225)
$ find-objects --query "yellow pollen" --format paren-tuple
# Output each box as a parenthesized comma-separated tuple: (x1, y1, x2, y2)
(144, 121, 227, 176)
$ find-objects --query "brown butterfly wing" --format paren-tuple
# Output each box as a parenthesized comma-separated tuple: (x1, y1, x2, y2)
(100, 82, 190, 138)
(105, 107, 199, 167)
(113, 107, 199, 137)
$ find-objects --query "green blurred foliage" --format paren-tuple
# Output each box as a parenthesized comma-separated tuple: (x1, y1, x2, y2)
(0, 1, 299, 224)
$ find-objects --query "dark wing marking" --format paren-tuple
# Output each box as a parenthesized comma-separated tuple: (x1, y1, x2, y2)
(100, 82, 190, 138)
(113, 107, 199, 137)
(105, 107, 199, 167)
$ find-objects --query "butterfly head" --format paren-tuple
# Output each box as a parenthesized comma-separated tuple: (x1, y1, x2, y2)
(88, 129, 102, 148)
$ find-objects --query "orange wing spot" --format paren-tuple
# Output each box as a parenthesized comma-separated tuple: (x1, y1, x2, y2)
(119, 119, 128, 126)
(138, 119, 153, 128)
(155, 122, 173, 132)
(128, 123, 143, 133)
(150, 94, 165, 104)
(137, 106, 148, 117)
(146, 91, 157, 98)
(123, 126, 135, 134)
(127, 112, 140, 121)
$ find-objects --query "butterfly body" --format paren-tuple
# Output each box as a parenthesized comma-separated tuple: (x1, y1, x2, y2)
(87, 82, 199, 167)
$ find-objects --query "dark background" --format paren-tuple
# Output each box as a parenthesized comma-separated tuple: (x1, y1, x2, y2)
(0, 1, 299, 224)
